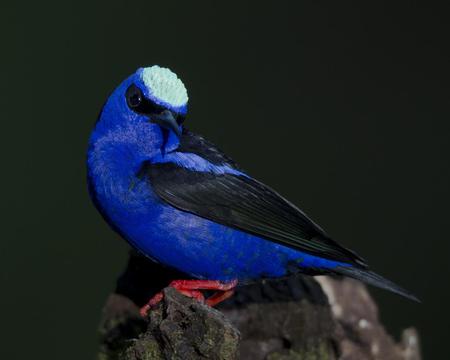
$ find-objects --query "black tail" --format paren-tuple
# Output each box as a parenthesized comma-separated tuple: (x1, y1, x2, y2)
(334, 266, 420, 302)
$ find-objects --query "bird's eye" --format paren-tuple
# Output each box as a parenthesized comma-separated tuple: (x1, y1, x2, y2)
(125, 83, 167, 116)
(126, 84, 143, 108)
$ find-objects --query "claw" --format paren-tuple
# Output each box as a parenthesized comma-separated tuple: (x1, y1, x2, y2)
(205, 289, 235, 306)
(140, 279, 238, 317)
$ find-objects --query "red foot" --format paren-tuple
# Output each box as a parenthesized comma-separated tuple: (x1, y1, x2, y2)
(206, 289, 235, 306)
(140, 279, 238, 317)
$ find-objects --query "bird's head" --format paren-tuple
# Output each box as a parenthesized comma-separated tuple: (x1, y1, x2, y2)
(94, 65, 188, 154)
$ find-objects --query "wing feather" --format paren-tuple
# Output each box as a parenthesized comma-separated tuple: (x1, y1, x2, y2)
(140, 132, 367, 268)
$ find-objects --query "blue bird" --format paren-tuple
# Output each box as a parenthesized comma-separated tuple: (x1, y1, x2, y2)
(87, 65, 419, 315)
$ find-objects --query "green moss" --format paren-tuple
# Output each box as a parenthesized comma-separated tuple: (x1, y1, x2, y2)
(97, 352, 109, 360)
(121, 338, 163, 360)
(267, 341, 333, 360)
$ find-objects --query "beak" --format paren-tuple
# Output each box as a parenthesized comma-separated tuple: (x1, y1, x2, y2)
(149, 110, 181, 138)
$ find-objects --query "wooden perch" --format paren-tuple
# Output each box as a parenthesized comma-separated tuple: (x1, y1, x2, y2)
(98, 252, 421, 359)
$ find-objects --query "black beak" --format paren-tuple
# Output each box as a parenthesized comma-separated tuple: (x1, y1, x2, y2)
(149, 110, 181, 138)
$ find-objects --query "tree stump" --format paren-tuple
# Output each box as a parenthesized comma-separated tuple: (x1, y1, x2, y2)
(98, 251, 420, 360)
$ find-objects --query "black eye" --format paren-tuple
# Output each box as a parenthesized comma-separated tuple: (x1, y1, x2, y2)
(126, 84, 143, 108)
(125, 83, 171, 116)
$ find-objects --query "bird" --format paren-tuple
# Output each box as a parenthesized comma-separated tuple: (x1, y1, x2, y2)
(87, 65, 419, 316)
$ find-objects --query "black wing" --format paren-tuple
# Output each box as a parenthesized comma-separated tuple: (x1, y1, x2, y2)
(141, 129, 367, 268)
(175, 128, 240, 169)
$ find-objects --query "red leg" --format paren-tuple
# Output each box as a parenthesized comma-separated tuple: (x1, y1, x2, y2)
(177, 289, 205, 302)
(140, 292, 163, 317)
(140, 279, 238, 317)
(206, 289, 235, 307)
(169, 279, 238, 291)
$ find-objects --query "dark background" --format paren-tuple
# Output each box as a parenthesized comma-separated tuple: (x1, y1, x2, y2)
(1, 1, 448, 358)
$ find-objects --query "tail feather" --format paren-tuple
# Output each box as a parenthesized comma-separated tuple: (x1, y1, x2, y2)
(334, 266, 420, 303)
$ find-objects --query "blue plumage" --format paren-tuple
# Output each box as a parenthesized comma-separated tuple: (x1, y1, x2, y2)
(87, 66, 418, 303)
